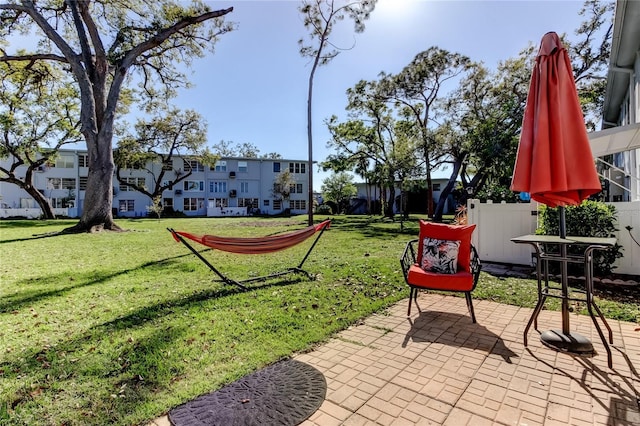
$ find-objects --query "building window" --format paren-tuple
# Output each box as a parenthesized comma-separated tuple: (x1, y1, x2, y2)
(263, 200, 270, 206)
(291, 200, 307, 210)
(210, 181, 227, 193)
(273, 199, 282, 210)
(162, 159, 173, 171)
(119, 177, 146, 191)
(163, 198, 173, 208)
(183, 180, 204, 191)
(20, 198, 37, 208)
(53, 155, 74, 168)
(51, 198, 74, 208)
(240, 182, 249, 193)
(79, 176, 88, 190)
(119, 200, 134, 212)
(185, 159, 204, 172)
(433, 183, 441, 191)
(238, 198, 258, 208)
(209, 198, 228, 208)
(238, 161, 248, 173)
(47, 177, 76, 190)
(78, 154, 89, 168)
(215, 160, 227, 172)
(184, 197, 204, 211)
(289, 183, 303, 193)
(289, 162, 306, 174)
(273, 162, 280, 173)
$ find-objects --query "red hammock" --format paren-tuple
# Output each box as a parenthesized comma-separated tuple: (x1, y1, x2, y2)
(170, 220, 330, 254)
(168, 220, 331, 289)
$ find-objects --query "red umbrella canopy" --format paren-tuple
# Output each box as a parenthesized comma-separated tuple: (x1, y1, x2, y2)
(511, 32, 601, 207)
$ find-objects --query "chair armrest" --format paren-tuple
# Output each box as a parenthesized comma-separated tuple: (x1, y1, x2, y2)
(400, 239, 419, 281)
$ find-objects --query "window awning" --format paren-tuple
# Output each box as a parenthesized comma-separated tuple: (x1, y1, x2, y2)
(588, 122, 640, 157)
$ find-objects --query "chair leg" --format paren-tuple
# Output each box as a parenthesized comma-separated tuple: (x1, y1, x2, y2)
(407, 288, 414, 316)
(465, 292, 476, 323)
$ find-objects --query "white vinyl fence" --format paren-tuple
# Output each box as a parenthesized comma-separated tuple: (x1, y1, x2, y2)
(466, 200, 640, 276)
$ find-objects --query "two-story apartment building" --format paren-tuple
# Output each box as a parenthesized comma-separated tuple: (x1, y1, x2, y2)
(0, 150, 311, 218)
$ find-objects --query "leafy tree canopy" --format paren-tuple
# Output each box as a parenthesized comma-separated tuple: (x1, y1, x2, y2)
(114, 106, 216, 210)
(321, 172, 357, 214)
(0, 58, 82, 218)
(0, 0, 234, 231)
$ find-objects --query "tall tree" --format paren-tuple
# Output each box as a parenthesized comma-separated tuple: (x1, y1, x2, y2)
(433, 0, 613, 220)
(569, 0, 614, 130)
(212, 140, 261, 158)
(298, 0, 376, 225)
(211, 140, 237, 157)
(237, 142, 260, 158)
(435, 56, 532, 221)
(0, 1, 233, 232)
(377, 47, 471, 219)
(261, 152, 283, 159)
(114, 107, 216, 217)
(325, 80, 418, 218)
(321, 172, 357, 214)
(0, 60, 81, 218)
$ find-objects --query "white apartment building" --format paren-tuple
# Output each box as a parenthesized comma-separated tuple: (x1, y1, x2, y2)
(0, 149, 311, 218)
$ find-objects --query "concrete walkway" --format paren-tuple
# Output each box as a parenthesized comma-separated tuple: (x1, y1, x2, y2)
(150, 294, 640, 426)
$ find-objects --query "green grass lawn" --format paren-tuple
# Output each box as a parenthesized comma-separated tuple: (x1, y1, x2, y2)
(1, 216, 638, 425)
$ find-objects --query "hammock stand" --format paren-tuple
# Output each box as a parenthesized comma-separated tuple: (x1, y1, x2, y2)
(168, 220, 331, 290)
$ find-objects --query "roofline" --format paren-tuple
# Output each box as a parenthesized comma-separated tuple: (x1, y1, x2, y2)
(602, 0, 640, 127)
(54, 148, 308, 163)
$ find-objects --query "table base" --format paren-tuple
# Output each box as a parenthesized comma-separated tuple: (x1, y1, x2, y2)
(540, 329, 594, 353)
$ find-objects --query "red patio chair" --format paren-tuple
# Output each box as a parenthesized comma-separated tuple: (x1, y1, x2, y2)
(400, 221, 481, 322)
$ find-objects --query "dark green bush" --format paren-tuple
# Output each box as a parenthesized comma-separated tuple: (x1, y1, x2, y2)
(316, 203, 333, 215)
(537, 200, 623, 275)
(159, 206, 187, 218)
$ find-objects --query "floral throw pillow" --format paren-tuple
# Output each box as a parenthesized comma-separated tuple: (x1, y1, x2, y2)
(421, 238, 461, 274)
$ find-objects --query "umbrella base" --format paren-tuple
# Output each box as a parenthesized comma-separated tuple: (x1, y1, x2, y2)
(540, 329, 594, 353)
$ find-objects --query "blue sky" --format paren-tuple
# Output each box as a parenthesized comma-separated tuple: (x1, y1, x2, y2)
(172, 0, 593, 190)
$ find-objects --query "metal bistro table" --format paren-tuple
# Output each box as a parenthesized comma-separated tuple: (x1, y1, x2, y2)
(511, 234, 617, 367)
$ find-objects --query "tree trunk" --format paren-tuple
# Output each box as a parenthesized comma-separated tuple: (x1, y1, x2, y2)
(384, 185, 395, 218)
(0, 172, 56, 219)
(365, 178, 371, 215)
(425, 164, 434, 219)
(26, 185, 56, 219)
(433, 159, 463, 222)
(64, 132, 121, 232)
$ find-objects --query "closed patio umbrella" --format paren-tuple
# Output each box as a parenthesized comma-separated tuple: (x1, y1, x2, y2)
(511, 32, 602, 353)
(511, 31, 601, 206)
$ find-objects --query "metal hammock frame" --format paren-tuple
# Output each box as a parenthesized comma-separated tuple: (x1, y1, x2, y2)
(168, 220, 331, 290)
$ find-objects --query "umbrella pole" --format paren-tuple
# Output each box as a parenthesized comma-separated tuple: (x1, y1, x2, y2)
(540, 206, 594, 354)
(559, 206, 570, 334)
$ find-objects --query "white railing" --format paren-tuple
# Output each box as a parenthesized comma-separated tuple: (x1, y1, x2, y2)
(0, 208, 69, 219)
(206, 207, 248, 217)
(467, 200, 640, 276)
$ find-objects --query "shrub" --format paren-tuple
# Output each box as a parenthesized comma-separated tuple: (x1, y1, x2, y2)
(159, 206, 187, 218)
(316, 203, 333, 215)
(537, 200, 623, 275)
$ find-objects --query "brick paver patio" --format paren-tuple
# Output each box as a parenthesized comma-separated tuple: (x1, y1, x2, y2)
(150, 294, 640, 426)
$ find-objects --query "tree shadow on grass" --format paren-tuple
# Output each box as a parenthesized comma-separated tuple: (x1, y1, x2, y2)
(0, 228, 77, 244)
(325, 216, 420, 238)
(1, 274, 311, 424)
(0, 252, 197, 313)
(3, 234, 316, 314)
(402, 310, 519, 364)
